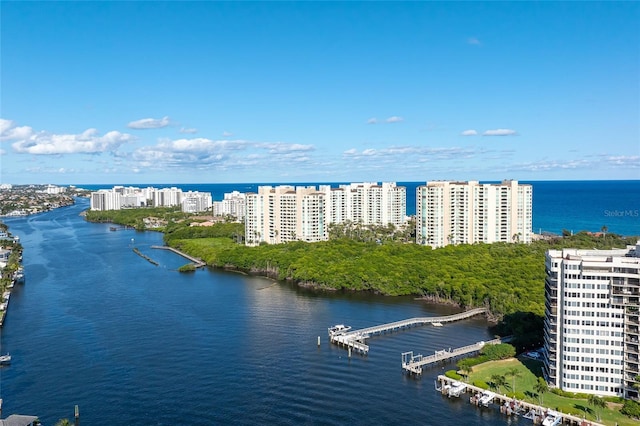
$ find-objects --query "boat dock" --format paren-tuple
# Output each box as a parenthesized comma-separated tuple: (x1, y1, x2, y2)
(436, 375, 606, 426)
(401, 336, 512, 375)
(151, 246, 206, 268)
(329, 308, 488, 355)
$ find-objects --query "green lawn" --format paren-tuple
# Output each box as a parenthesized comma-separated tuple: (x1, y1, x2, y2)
(466, 357, 636, 426)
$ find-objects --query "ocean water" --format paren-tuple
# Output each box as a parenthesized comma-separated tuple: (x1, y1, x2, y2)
(0, 199, 533, 425)
(80, 180, 640, 236)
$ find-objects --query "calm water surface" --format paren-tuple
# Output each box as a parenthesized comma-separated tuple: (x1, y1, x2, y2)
(1, 199, 530, 425)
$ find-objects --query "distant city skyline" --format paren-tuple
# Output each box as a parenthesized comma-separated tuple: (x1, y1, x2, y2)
(1, 1, 638, 185)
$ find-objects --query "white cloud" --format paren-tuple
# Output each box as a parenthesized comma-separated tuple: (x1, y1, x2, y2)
(0, 119, 13, 135)
(468, 37, 482, 46)
(262, 142, 314, 154)
(222, 131, 233, 137)
(508, 159, 591, 172)
(179, 127, 198, 134)
(367, 116, 403, 124)
(1, 119, 135, 155)
(343, 145, 483, 162)
(483, 128, 517, 136)
(130, 137, 315, 171)
(0, 119, 33, 141)
(461, 129, 478, 136)
(127, 116, 170, 129)
(606, 155, 639, 167)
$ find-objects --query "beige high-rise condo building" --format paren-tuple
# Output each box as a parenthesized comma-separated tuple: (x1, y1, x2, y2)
(543, 243, 640, 398)
(415, 180, 532, 247)
(245, 185, 325, 245)
(245, 182, 406, 246)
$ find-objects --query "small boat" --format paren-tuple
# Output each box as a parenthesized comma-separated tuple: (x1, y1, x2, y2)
(541, 410, 562, 426)
(479, 390, 495, 407)
(447, 381, 467, 397)
(328, 324, 352, 337)
(432, 322, 443, 327)
(0, 353, 11, 365)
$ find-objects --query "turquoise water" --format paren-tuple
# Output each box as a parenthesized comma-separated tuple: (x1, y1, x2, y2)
(0, 199, 530, 425)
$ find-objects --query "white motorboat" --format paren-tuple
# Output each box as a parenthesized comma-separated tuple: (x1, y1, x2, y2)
(479, 390, 495, 407)
(541, 410, 562, 426)
(328, 324, 352, 337)
(0, 353, 11, 365)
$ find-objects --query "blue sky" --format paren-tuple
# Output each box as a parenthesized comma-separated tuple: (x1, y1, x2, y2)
(1, 1, 638, 185)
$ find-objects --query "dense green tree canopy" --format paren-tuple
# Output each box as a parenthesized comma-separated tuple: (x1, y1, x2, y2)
(84, 209, 637, 321)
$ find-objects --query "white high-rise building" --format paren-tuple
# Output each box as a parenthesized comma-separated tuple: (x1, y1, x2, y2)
(543, 243, 640, 398)
(320, 182, 406, 227)
(416, 180, 532, 247)
(182, 191, 212, 214)
(245, 186, 325, 245)
(245, 182, 406, 246)
(89, 186, 211, 213)
(151, 187, 182, 207)
(212, 191, 246, 221)
(44, 184, 66, 194)
(90, 189, 122, 211)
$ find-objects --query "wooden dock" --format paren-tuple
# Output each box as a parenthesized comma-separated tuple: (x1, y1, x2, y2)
(329, 308, 488, 354)
(436, 375, 606, 426)
(151, 245, 206, 268)
(402, 336, 511, 375)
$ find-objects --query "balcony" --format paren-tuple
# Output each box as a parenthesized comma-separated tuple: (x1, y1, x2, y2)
(628, 316, 640, 326)
(624, 354, 639, 364)
(613, 288, 640, 297)
(544, 317, 557, 330)
(626, 344, 639, 355)
(625, 363, 639, 374)
(626, 326, 640, 335)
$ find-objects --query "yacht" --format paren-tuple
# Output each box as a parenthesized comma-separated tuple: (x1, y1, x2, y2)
(0, 353, 11, 365)
(328, 324, 351, 337)
(541, 410, 562, 426)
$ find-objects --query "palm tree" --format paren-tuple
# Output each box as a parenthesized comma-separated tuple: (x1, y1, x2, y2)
(457, 359, 473, 382)
(506, 367, 522, 394)
(490, 374, 507, 393)
(587, 394, 606, 421)
(55, 420, 72, 426)
(533, 378, 548, 404)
